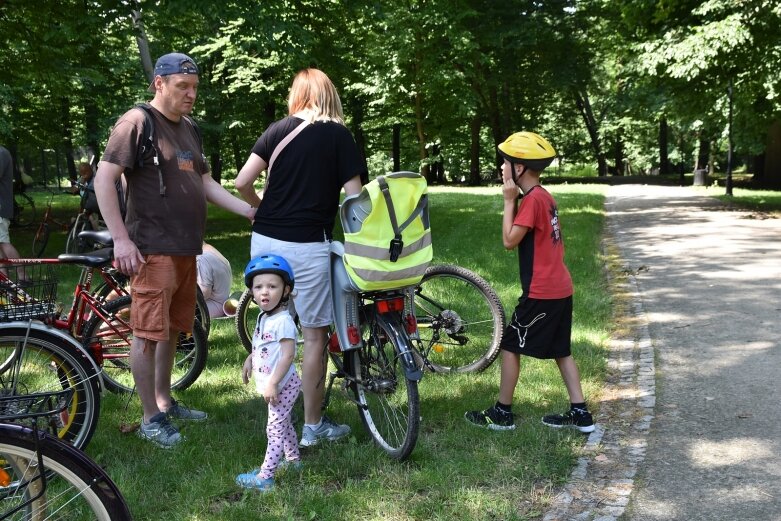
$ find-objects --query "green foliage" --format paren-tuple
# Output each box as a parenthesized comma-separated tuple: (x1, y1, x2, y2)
(2, 0, 780, 186)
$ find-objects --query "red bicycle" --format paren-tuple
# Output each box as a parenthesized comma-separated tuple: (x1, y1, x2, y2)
(0, 234, 208, 396)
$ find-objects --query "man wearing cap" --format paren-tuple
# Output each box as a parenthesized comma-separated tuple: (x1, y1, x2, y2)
(95, 52, 255, 448)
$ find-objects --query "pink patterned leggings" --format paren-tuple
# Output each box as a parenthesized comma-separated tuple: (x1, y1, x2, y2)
(260, 373, 302, 479)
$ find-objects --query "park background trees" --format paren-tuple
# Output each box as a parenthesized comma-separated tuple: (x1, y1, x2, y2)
(1, 0, 779, 187)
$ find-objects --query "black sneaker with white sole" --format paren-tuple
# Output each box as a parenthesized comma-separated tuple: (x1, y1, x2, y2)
(541, 408, 595, 433)
(464, 405, 516, 431)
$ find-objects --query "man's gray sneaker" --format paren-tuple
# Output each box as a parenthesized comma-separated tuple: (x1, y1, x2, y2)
(299, 416, 350, 447)
(138, 412, 182, 448)
(166, 399, 207, 422)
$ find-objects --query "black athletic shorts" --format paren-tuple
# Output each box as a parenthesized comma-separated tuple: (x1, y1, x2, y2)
(499, 296, 572, 359)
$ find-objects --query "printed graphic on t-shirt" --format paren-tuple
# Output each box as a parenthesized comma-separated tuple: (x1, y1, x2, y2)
(254, 344, 271, 376)
(177, 150, 195, 172)
(549, 204, 561, 245)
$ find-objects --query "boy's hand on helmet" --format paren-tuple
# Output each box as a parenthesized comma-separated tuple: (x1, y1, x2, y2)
(502, 177, 520, 201)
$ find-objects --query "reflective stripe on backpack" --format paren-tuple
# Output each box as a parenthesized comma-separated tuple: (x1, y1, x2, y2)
(341, 171, 433, 291)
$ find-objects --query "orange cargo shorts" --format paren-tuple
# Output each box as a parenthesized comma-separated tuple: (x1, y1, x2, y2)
(130, 255, 197, 342)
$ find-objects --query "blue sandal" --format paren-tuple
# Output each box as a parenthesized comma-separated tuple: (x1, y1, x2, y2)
(235, 472, 274, 492)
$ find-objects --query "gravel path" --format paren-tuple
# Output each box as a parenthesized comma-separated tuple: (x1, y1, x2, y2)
(542, 184, 781, 521)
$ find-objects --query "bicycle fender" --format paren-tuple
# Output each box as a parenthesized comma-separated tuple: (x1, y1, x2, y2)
(375, 313, 423, 382)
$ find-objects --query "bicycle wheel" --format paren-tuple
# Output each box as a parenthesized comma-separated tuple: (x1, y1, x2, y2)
(93, 274, 211, 338)
(65, 215, 91, 254)
(12, 193, 35, 228)
(0, 328, 101, 450)
(0, 423, 132, 520)
(413, 264, 505, 374)
(343, 311, 419, 460)
(81, 295, 208, 393)
(31, 223, 49, 258)
(235, 288, 257, 353)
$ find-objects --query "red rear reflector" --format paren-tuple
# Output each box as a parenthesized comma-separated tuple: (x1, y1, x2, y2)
(328, 334, 341, 353)
(88, 342, 103, 364)
(405, 313, 417, 334)
(347, 326, 361, 345)
(376, 297, 404, 314)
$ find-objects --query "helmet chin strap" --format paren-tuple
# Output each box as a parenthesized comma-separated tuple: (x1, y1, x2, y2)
(266, 286, 291, 315)
(512, 162, 527, 185)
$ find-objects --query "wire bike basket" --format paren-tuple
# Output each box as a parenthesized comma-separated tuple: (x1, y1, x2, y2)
(0, 388, 74, 422)
(0, 263, 58, 322)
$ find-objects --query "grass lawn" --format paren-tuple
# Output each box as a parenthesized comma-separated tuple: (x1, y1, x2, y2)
(10, 183, 611, 520)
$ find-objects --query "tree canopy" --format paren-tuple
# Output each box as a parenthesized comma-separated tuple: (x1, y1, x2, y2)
(1, 0, 779, 186)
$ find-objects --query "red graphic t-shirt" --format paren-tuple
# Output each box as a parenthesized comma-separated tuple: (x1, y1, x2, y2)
(512, 186, 573, 299)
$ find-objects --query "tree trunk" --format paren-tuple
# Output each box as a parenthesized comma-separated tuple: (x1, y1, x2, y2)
(414, 89, 430, 181)
(392, 124, 400, 173)
(762, 119, 781, 187)
(614, 137, 625, 176)
(131, 8, 154, 82)
(61, 97, 76, 184)
(469, 114, 482, 185)
(696, 137, 709, 171)
(350, 99, 369, 185)
(488, 85, 503, 171)
(210, 153, 222, 182)
(574, 89, 607, 176)
(659, 116, 669, 175)
(232, 137, 242, 175)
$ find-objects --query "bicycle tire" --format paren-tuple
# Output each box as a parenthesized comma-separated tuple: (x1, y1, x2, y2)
(235, 288, 256, 353)
(341, 311, 420, 460)
(0, 327, 101, 450)
(12, 193, 36, 228)
(31, 223, 49, 258)
(413, 264, 505, 374)
(0, 423, 132, 520)
(81, 295, 208, 393)
(93, 275, 212, 337)
(65, 215, 91, 254)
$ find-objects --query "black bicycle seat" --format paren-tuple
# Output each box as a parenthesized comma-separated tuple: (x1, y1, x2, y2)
(78, 229, 113, 247)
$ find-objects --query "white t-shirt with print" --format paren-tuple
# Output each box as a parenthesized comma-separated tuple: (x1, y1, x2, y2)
(251, 310, 298, 395)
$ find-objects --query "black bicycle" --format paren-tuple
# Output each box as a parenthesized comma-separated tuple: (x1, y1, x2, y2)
(235, 263, 505, 373)
(0, 389, 131, 519)
(10, 192, 35, 228)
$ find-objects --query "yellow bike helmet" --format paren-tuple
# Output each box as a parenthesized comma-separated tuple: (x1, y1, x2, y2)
(497, 132, 556, 177)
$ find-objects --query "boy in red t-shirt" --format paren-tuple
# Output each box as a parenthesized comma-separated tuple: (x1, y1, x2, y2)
(465, 132, 594, 434)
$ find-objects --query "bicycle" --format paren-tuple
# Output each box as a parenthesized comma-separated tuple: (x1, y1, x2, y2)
(0, 242, 208, 396)
(64, 181, 105, 255)
(235, 263, 505, 373)
(0, 262, 102, 450)
(31, 191, 71, 258)
(0, 320, 102, 451)
(323, 240, 422, 460)
(11, 191, 36, 229)
(412, 264, 505, 373)
(0, 388, 132, 519)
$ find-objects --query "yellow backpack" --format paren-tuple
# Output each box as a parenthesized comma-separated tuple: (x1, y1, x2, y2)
(341, 172, 433, 291)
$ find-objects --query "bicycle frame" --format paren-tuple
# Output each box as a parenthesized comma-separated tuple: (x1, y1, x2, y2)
(0, 254, 130, 367)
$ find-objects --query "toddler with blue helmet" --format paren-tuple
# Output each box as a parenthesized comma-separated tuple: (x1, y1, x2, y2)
(236, 254, 302, 492)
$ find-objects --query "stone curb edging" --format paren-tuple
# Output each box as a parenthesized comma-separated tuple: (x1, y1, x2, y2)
(542, 269, 655, 521)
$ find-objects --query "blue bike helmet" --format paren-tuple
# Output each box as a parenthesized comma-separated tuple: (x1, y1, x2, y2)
(244, 254, 295, 289)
